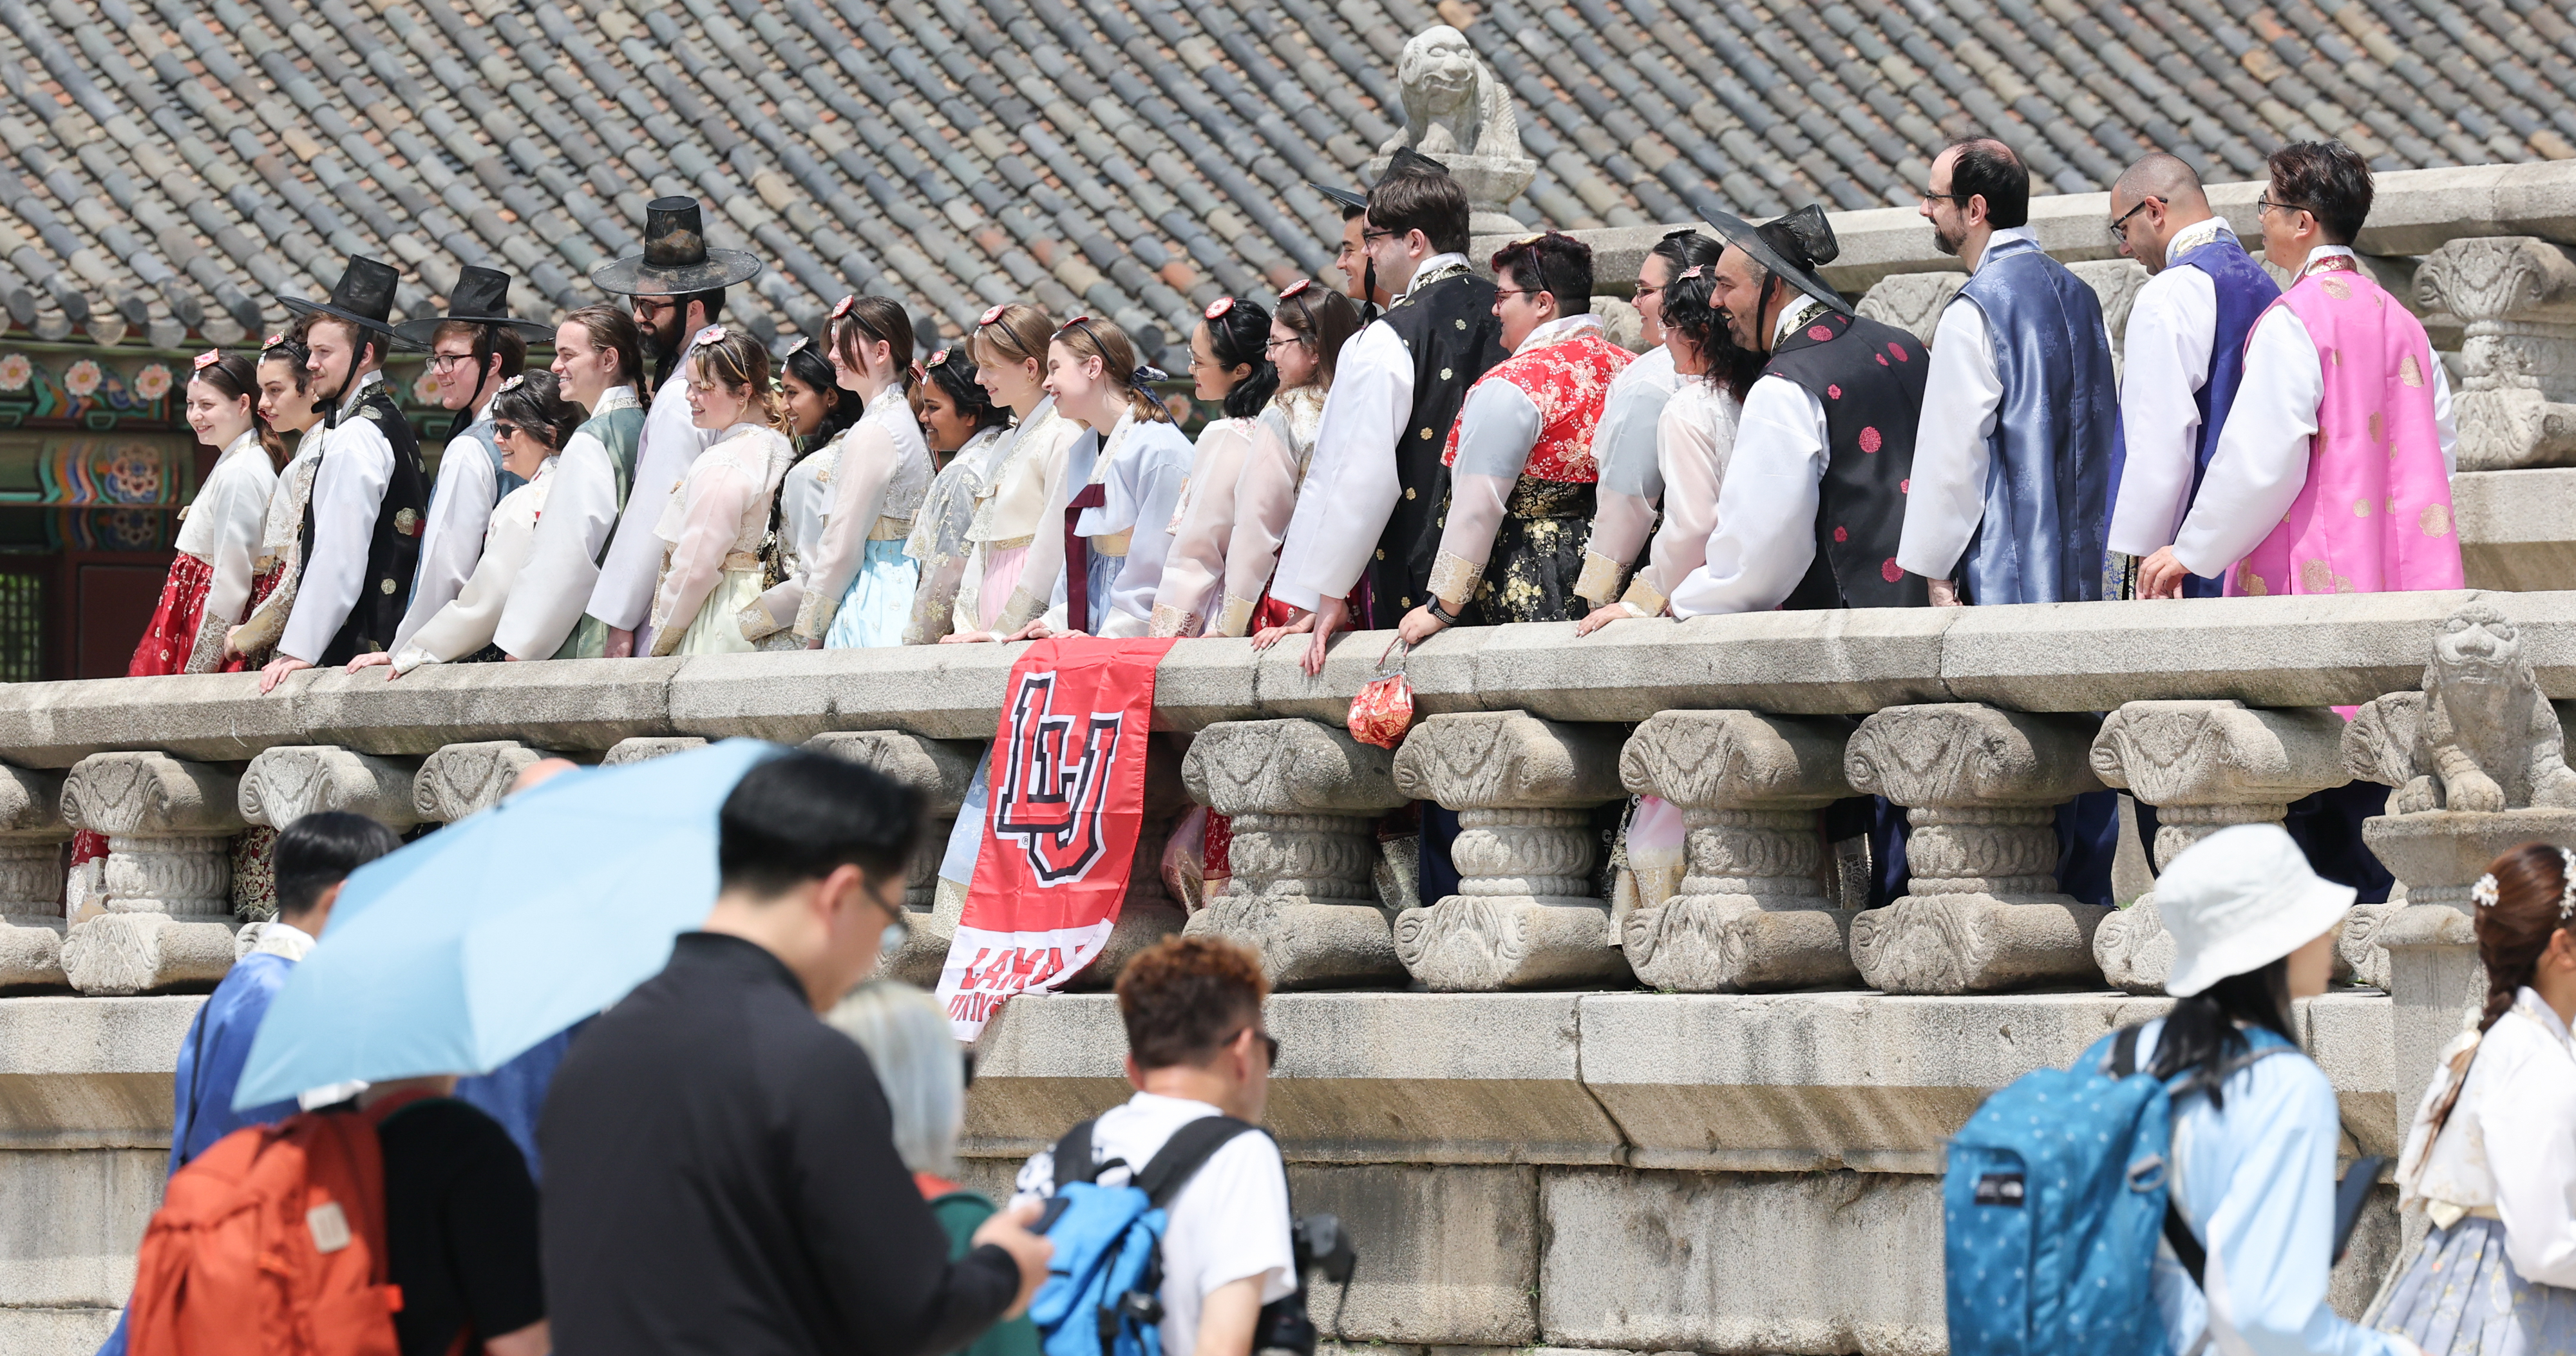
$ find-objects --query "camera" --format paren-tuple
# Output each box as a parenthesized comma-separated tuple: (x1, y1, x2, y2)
(1255, 1212, 1356, 1356)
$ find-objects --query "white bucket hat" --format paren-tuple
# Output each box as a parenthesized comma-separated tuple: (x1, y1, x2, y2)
(2157, 822, 2357, 997)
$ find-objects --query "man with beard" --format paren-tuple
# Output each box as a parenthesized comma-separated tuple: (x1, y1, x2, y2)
(2103, 153, 2280, 598)
(1896, 137, 2116, 607)
(585, 197, 761, 656)
(383, 265, 549, 662)
(1667, 207, 1927, 910)
(260, 256, 429, 692)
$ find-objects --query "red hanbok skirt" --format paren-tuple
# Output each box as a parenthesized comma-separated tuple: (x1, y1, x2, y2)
(128, 553, 277, 678)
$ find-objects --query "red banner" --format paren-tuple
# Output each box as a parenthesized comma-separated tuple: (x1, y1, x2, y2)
(938, 636, 1175, 1038)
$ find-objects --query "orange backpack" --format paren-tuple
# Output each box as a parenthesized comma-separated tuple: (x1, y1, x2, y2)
(124, 1093, 425, 1356)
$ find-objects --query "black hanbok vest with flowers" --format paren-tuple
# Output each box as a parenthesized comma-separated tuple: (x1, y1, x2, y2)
(1763, 310, 1930, 610)
(299, 386, 428, 664)
(1378, 269, 1507, 621)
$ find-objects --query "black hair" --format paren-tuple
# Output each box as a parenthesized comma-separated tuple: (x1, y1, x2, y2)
(717, 750, 923, 897)
(1946, 137, 2031, 229)
(2267, 140, 2374, 244)
(1490, 233, 1595, 315)
(1648, 229, 1723, 277)
(684, 287, 727, 325)
(782, 341, 859, 454)
(1273, 283, 1363, 390)
(489, 370, 583, 454)
(1662, 267, 1763, 404)
(272, 811, 402, 919)
(922, 347, 1008, 435)
(1365, 171, 1472, 256)
(2146, 957, 2297, 1111)
(259, 318, 313, 393)
(1201, 299, 1279, 420)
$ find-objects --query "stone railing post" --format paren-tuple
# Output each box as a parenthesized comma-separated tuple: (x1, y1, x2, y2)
(2088, 702, 2353, 993)
(804, 731, 979, 986)
(1390, 711, 1628, 991)
(2415, 236, 2576, 470)
(412, 741, 558, 823)
(0, 765, 68, 988)
(1180, 718, 1410, 989)
(57, 752, 247, 995)
(1617, 709, 1859, 992)
(1845, 703, 2109, 994)
(236, 745, 423, 921)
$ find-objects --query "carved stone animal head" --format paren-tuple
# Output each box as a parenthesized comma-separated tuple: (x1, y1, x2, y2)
(2427, 602, 2525, 694)
(1396, 26, 1490, 156)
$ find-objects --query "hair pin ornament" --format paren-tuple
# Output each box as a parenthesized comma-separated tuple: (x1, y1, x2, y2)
(978, 303, 1009, 327)
(498, 374, 526, 392)
(831, 295, 856, 320)
(2561, 846, 2576, 919)
(929, 349, 952, 367)
(2474, 873, 2501, 908)
(694, 324, 728, 345)
(1678, 265, 1705, 280)
(1279, 279, 1314, 301)
(1204, 296, 1236, 320)
(191, 350, 222, 370)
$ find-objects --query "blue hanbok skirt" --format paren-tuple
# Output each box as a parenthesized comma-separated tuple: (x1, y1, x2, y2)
(824, 539, 920, 649)
(2374, 1214, 2576, 1355)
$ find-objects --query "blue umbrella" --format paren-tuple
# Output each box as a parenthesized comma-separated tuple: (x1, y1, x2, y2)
(233, 738, 784, 1110)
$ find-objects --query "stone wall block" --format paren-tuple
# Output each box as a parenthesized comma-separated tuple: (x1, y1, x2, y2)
(2416, 236, 2576, 470)
(2088, 702, 2353, 991)
(411, 741, 555, 823)
(601, 736, 708, 765)
(808, 731, 984, 984)
(1290, 1163, 1539, 1345)
(1181, 720, 1408, 989)
(0, 766, 68, 988)
(58, 754, 245, 995)
(1618, 711, 1859, 991)
(235, 745, 422, 830)
(1844, 703, 2109, 993)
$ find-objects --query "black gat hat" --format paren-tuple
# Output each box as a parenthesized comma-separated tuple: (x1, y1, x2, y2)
(590, 196, 762, 296)
(393, 265, 554, 345)
(277, 256, 412, 347)
(1701, 204, 1852, 316)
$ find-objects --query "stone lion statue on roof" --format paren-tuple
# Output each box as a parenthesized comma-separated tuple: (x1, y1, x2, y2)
(1379, 26, 1524, 164)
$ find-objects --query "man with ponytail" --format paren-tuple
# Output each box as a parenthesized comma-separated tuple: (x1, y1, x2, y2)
(2376, 843, 2576, 1349)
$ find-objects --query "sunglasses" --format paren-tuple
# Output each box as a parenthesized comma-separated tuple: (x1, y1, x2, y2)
(492, 420, 522, 441)
(1233, 1025, 1280, 1064)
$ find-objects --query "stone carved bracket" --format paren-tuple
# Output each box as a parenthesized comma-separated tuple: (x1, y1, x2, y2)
(1845, 704, 2104, 810)
(2416, 237, 2576, 470)
(1184, 719, 1406, 817)
(602, 736, 708, 765)
(1621, 710, 1855, 811)
(804, 731, 981, 816)
(1855, 272, 1964, 347)
(0, 765, 64, 839)
(2417, 236, 2576, 330)
(2090, 701, 2350, 808)
(413, 741, 555, 823)
(62, 752, 248, 837)
(238, 745, 422, 829)
(1394, 712, 1628, 810)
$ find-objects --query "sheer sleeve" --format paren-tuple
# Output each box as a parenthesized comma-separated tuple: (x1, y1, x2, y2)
(1577, 372, 1675, 606)
(1629, 387, 1739, 615)
(997, 424, 1080, 631)
(646, 461, 755, 656)
(795, 423, 898, 642)
(1220, 415, 1302, 636)
(1428, 380, 1542, 609)
(1150, 419, 1253, 636)
(395, 486, 541, 673)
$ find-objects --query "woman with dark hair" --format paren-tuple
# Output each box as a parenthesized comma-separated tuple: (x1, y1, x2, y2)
(1239, 282, 1363, 645)
(902, 347, 1014, 644)
(1574, 231, 1724, 622)
(133, 351, 278, 675)
(781, 340, 860, 455)
(745, 338, 866, 653)
(2087, 824, 2409, 1356)
(225, 324, 324, 667)
(1010, 315, 1193, 638)
(348, 373, 585, 676)
(1150, 296, 1274, 636)
(1576, 253, 1765, 636)
(945, 303, 1085, 644)
(795, 296, 934, 650)
(2373, 843, 2576, 1350)
(645, 327, 797, 656)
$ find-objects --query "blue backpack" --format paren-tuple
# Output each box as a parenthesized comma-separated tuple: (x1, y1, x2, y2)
(1029, 1116, 1263, 1356)
(1943, 1024, 2298, 1356)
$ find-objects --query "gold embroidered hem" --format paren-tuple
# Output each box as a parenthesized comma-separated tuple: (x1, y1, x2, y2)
(996, 584, 1046, 632)
(868, 516, 911, 541)
(976, 532, 1036, 551)
(737, 597, 789, 642)
(1092, 530, 1133, 557)
(1573, 550, 1629, 607)
(1620, 572, 1669, 617)
(792, 584, 837, 645)
(1147, 603, 1198, 637)
(1216, 593, 1256, 638)
(1428, 549, 1484, 610)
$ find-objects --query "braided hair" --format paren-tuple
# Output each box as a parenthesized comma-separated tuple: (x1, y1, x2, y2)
(1662, 264, 1763, 404)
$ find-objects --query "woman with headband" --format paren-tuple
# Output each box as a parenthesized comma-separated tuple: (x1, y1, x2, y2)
(903, 346, 1014, 644)
(945, 303, 1084, 642)
(1011, 316, 1193, 638)
(1235, 280, 1363, 643)
(739, 327, 871, 650)
(133, 351, 278, 676)
(643, 327, 797, 656)
(1148, 295, 1275, 636)
(226, 323, 326, 667)
(345, 373, 584, 676)
(1571, 229, 1718, 620)
(776, 296, 934, 649)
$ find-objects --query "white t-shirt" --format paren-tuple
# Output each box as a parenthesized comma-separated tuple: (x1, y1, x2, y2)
(1014, 1092, 1298, 1356)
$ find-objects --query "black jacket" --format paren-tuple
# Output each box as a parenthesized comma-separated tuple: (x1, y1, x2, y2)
(540, 933, 1019, 1356)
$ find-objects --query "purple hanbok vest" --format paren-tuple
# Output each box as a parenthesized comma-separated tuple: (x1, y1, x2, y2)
(2165, 233, 2281, 597)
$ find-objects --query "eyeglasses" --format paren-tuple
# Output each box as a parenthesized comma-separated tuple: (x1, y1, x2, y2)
(1633, 283, 1663, 299)
(1262, 336, 1307, 354)
(1919, 189, 1973, 205)
(2257, 196, 2313, 219)
(2107, 196, 2158, 241)
(1361, 227, 1399, 244)
(428, 351, 479, 372)
(1493, 288, 1537, 302)
(1230, 1024, 1280, 1064)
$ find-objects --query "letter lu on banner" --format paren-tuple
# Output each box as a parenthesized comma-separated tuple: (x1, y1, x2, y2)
(938, 636, 1176, 1039)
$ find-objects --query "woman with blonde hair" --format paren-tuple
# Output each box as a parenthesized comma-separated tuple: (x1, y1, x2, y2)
(1011, 316, 1193, 638)
(828, 980, 1039, 1356)
(946, 303, 1084, 642)
(644, 327, 795, 656)
(2372, 843, 2576, 1351)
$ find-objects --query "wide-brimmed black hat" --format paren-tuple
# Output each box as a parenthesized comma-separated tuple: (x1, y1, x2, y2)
(1702, 204, 1852, 316)
(1309, 180, 1367, 211)
(590, 196, 762, 296)
(1381, 147, 1451, 181)
(278, 256, 409, 346)
(392, 265, 554, 345)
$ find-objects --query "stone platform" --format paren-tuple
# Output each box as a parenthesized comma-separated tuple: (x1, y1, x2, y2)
(0, 988, 2403, 1356)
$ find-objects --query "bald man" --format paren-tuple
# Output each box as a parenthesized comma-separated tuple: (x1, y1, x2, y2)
(2103, 153, 2281, 597)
